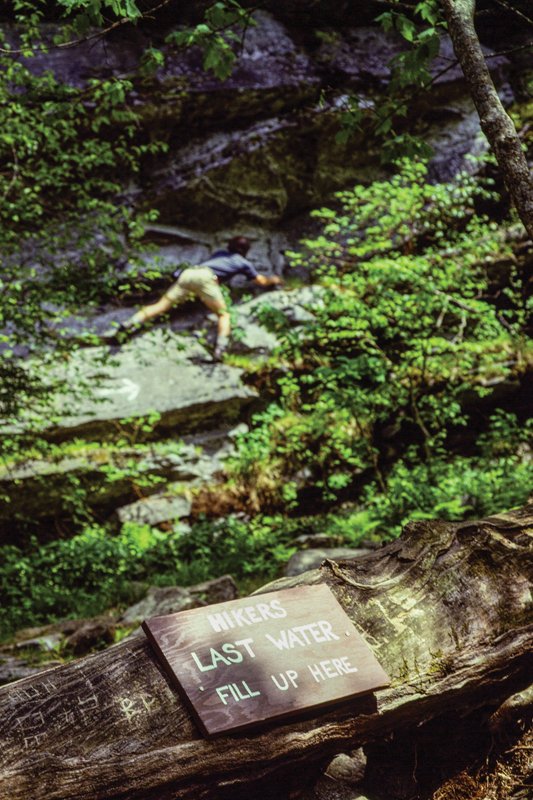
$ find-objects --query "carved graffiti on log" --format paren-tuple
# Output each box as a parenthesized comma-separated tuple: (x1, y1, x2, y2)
(0, 505, 531, 800)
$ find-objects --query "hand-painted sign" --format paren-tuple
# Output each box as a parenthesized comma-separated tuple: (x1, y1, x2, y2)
(142, 584, 389, 736)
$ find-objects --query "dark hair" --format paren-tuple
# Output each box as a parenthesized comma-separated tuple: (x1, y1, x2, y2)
(228, 236, 251, 256)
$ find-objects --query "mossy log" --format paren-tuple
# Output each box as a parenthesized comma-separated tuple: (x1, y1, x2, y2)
(0, 505, 531, 800)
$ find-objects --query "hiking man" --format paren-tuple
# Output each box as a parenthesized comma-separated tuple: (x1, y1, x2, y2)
(119, 236, 283, 359)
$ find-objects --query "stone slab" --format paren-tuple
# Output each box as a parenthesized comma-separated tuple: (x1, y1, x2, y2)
(6, 329, 257, 439)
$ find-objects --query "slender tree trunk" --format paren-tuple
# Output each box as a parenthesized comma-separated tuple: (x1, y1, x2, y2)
(0, 504, 531, 800)
(439, 0, 533, 239)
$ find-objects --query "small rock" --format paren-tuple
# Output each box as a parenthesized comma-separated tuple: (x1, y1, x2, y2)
(15, 633, 64, 653)
(188, 575, 239, 605)
(64, 619, 115, 656)
(227, 422, 249, 439)
(325, 750, 367, 785)
(304, 775, 371, 800)
(284, 547, 374, 577)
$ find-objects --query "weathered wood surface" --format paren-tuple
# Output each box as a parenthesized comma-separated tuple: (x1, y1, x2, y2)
(1, 505, 532, 799)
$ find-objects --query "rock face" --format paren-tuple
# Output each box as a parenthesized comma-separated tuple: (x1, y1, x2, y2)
(2, 286, 322, 444)
(0, 429, 241, 537)
(13, 329, 257, 440)
(0, 285, 323, 538)
(8, 10, 518, 239)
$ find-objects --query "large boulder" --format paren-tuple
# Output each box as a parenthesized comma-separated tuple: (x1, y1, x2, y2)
(119, 575, 238, 624)
(233, 285, 324, 352)
(12, 11, 514, 226)
(0, 428, 241, 535)
(5, 329, 257, 440)
(115, 489, 193, 526)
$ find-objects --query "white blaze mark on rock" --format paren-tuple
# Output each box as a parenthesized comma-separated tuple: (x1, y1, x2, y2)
(94, 378, 141, 402)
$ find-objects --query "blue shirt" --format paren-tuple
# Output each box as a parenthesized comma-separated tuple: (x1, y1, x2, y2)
(200, 250, 258, 284)
(174, 251, 258, 284)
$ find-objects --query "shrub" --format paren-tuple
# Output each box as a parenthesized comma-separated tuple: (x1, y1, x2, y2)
(230, 160, 531, 513)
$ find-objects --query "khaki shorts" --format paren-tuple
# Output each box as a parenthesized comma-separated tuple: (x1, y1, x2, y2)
(164, 267, 226, 311)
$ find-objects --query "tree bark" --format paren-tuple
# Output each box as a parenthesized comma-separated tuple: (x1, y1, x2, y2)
(0, 504, 532, 800)
(440, 0, 533, 240)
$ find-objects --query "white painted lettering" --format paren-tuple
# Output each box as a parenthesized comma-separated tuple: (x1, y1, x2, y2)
(191, 639, 257, 672)
(242, 680, 261, 698)
(215, 681, 261, 705)
(265, 630, 289, 650)
(191, 650, 215, 672)
(243, 605, 262, 624)
(308, 662, 325, 682)
(216, 685, 231, 705)
(307, 656, 359, 682)
(340, 656, 358, 673)
(207, 600, 287, 631)
(234, 638, 256, 658)
(271, 670, 299, 691)
(317, 620, 340, 641)
(265, 621, 339, 650)
(270, 599, 288, 619)
(255, 602, 275, 620)
(207, 612, 232, 633)
(321, 660, 338, 679)
(220, 642, 244, 664)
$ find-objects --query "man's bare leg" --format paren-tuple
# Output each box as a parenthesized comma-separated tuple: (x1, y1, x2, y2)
(202, 297, 230, 359)
(125, 295, 174, 327)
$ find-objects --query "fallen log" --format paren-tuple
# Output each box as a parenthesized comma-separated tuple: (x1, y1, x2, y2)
(1, 505, 532, 800)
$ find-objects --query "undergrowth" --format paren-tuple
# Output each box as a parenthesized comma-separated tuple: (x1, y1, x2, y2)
(1, 159, 531, 639)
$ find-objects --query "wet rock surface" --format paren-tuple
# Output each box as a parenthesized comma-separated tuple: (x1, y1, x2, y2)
(7, 329, 257, 440)
(3, 10, 518, 239)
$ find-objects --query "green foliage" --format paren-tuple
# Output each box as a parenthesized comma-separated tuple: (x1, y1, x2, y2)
(358, 421, 533, 538)
(165, 1, 256, 80)
(339, 0, 446, 159)
(0, 514, 298, 638)
(2, 418, 530, 638)
(0, 24, 165, 424)
(56, 0, 141, 33)
(231, 160, 531, 514)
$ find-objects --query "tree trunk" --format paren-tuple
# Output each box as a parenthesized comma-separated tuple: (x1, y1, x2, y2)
(0, 504, 532, 799)
(440, 0, 533, 240)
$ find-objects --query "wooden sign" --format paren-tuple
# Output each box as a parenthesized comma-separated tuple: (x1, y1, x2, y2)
(142, 584, 389, 736)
